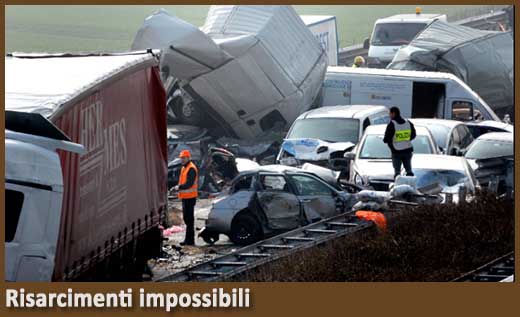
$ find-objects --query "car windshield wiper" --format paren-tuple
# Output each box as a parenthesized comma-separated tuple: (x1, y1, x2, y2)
(360, 156, 390, 160)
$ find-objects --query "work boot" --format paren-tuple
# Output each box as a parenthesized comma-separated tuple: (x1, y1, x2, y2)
(180, 241, 195, 246)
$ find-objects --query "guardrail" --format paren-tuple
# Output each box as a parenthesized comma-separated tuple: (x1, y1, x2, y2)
(338, 8, 511, 66)
(158, 212, 375, 282)
(452, 252, 514, 282)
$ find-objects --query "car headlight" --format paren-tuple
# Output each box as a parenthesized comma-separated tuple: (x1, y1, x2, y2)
(354, 173, 365, 186)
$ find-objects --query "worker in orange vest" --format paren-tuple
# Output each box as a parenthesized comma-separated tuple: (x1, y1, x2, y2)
(172, 150, 199, 246)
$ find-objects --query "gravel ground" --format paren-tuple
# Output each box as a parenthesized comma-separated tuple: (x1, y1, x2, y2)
(148, 197, 239, 281)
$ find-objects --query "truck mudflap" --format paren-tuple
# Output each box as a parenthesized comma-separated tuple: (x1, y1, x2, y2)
(52, 63, 167, 281)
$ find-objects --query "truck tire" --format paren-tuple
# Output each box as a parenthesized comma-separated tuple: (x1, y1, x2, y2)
(170, 94, 202, 126)
(230, 213, 263, 245)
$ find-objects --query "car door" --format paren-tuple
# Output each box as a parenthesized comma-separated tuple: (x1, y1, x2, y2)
(287, 174, 339, 222)
(255, 173, 302, 230)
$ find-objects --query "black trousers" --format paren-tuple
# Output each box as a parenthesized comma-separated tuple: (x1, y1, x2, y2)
(182, 198, 196, 244)
(391, 152, 414, 179)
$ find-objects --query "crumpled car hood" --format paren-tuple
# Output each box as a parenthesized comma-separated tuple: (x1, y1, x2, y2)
(281, 138, 355, 161)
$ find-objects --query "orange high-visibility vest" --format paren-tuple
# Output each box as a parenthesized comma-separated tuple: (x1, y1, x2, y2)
(178, 161, 198, 199)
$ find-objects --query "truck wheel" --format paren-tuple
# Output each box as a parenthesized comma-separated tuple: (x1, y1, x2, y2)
(230, 213, 263, 245)
(171, 96, 202, 126)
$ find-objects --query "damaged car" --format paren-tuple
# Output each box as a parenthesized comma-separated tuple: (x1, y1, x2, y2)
(464, 132, 513, 194)
(277, 105, 389, 172)
(410, 119, 474, 156)
(199, 165, 358, 245)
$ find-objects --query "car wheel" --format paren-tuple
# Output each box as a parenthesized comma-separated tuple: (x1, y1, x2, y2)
(199, 229, 219, 245)
(230, 213, 263, 245)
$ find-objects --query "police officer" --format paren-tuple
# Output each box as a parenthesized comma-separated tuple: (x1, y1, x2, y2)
(173, 150, 198, 246)
(383, 107, 416, 179)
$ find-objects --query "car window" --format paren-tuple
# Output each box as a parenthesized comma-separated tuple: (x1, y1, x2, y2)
(457, 126, 474, 148)
(287, 118, 360, 143)
(359, 134, 433, 159)
(288, 175, 333, 196)
(421, 124, 450, 149)
(371, 22, 427, 46)
(452, 101, 474, 121)
(259, 175, 289, 192)
(451, 127, 461, 145)
(6, 189, 24, 242)
(465, 140, 513, 160)
(362, 118, 370, 132)
(231, 175, 253, 193)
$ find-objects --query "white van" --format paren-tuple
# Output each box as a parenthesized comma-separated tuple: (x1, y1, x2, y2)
(364, 9, 447, 68)
(277, 105, 390, 170)
(320, 67, 500, 122)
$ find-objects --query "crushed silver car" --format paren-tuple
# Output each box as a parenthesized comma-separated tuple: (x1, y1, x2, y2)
(199, 165, 358, 245)
(464, 132, 513, 194)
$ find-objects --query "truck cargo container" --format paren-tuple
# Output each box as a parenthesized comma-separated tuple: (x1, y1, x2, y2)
(5, 51, 168, 281)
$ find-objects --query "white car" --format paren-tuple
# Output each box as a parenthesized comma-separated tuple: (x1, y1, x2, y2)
(464, 132, 513, 193)
(347, 124, 439, 190)
(277, 105, 390, 170)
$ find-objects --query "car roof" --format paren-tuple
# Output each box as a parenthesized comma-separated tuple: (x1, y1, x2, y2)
(238, 164, 305, 175)
(475, 132, 513, 142)
(298, 105, 388, 120)
(364, 124, 431, 136)
(376, 13, 445, 23)
(410, 118, 462, 129)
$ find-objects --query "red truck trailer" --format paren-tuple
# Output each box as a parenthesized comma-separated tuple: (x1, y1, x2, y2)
(5, 51, 167, 281)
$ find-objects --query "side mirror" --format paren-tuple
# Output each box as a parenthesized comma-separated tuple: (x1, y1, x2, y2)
(363, 38, 370, 50)
(344, 152, 356, 160)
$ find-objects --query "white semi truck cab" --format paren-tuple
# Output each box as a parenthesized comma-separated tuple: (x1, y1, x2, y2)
(5, 111, 84, 281)
(364, 8, 447, 68)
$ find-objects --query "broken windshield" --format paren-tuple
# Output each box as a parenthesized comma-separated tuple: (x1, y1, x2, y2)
(359, 135, 433, 159)
(287, 118, 360, 143)
(371, 22, 427, 46)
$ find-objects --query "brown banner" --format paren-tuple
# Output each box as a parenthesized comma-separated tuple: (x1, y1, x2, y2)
(1, 1, 519, 317)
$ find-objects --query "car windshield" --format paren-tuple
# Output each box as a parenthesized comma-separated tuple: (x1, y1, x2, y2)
(359, 134, 432, 159)
(287, 118, 360, 143)
(414, 169, 469, 193)
(371, 22, 427, 46)
(465, 139, 513, 159)
(419, 124, 450, 149)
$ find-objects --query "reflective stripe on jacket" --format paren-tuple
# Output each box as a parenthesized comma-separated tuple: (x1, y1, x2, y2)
(392, 120, 412, 151)
(178, 161, 198, 199)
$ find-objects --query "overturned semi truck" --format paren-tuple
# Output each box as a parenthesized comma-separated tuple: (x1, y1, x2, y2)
(132, 5, 328, 139)
(5, 51, 168, 281)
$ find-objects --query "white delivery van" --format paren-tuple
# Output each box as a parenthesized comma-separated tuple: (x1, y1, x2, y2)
(363, 8, 447, 68)
(301, 15, 339, 66)
(320, 67, 500, 122)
